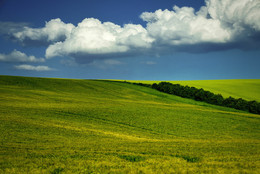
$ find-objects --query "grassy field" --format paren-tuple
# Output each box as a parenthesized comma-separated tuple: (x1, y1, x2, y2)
(126, 79, 260, 101)
(0, 75, 260, 173)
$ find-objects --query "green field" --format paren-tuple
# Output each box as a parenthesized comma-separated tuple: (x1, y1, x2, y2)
(126, 79, 260, 102)
(0, 75, 260, 173)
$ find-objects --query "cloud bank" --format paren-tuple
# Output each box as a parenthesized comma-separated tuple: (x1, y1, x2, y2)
(3, 0, 260, 63)
(0, 50, 45, 63)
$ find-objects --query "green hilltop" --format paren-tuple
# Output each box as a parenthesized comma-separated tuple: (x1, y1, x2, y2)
(126, 79, 260, 102)
(0, 75, 259, 173)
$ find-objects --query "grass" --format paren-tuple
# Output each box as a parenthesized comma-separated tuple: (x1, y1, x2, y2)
(117, 155, 146, 162)
(125, 79, 260, 101)
(0, 75, 260, 173)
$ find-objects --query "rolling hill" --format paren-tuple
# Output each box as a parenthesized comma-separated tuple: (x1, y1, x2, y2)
(0, 75, 259, 173)
(126, 79, 260, 102)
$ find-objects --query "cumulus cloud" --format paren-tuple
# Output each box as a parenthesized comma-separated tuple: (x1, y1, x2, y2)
(0, 50, 45, 63)
(2, 0, 260, 63)
(141, 0, 260, 52)
(10, 18, 75, 46)
(45, 0, 259, 61)
(45, 18, 154, 61)
(141, 6, 230, 45)
(206, 0, 260, 31)
(14, 64, 53, 71)
(205, 0, 260, 48)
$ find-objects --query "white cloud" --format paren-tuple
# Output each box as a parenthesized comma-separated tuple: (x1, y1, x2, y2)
(3, 0, 260, 63)
(11, 18, 75, 46)
(140, 0, 259, 47)
(0, 50, 45, 63)
(140, 0, 260, 52)
(14, 64, 53, 71)
(206, 0, 260, 31)
(45, 0, 259, 62)
(141, 6, 231, 46)
(45, 18, 154, 59)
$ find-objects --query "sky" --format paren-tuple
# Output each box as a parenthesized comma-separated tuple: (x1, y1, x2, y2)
(0, 0, 260, 80)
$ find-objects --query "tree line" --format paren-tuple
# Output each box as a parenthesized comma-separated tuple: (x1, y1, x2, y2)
(132, 82, 260, 115)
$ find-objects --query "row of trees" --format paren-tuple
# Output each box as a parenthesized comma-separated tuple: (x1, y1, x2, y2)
(132, 82, 260, 115)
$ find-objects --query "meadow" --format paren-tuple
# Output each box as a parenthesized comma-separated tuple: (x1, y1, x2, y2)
(126, 79, 260, 101)
(0, 75, 259, 173)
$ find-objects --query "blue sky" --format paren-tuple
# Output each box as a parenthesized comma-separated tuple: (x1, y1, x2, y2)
(0, 0, 260, 80)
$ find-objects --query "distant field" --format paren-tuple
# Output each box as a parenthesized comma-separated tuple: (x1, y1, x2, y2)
(0, 76, 259, 173)
(126, 79, 260, 101)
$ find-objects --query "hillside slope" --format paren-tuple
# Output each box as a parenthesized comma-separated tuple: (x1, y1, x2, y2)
(0, 76, 259, 173)
(127, 79, 260, 101)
